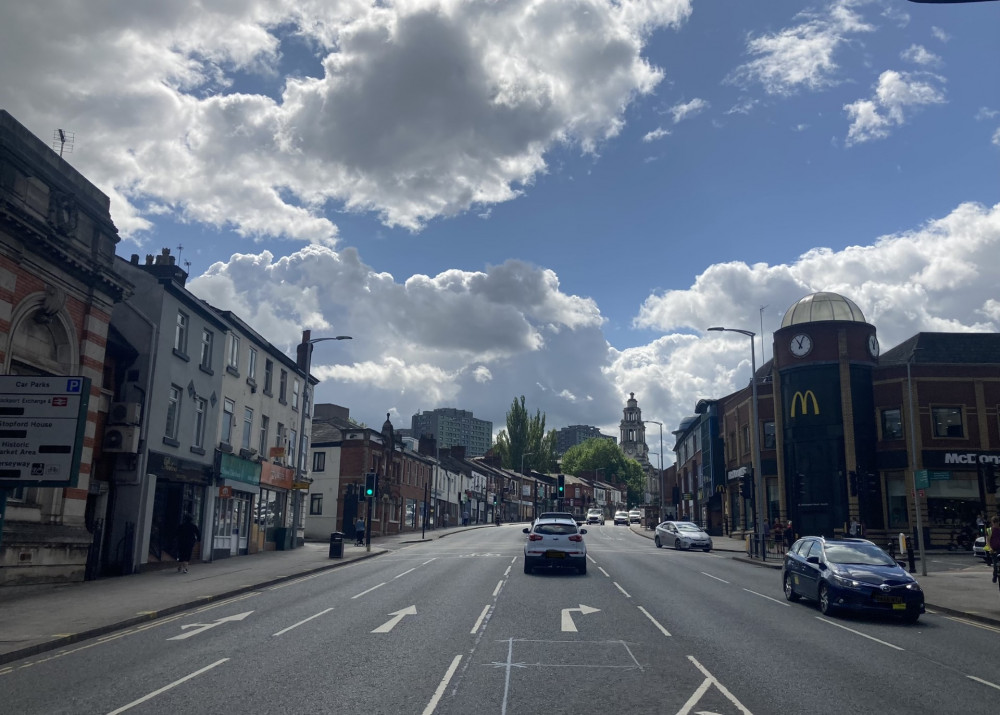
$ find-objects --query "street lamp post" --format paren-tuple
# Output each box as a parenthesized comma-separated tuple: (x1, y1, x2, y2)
(709, 326, 765, 560)
(906, 349, 927, 576)
(294, 330, 352, 550)
(644, 420, 664, 519)
(521, 451, 535, 521)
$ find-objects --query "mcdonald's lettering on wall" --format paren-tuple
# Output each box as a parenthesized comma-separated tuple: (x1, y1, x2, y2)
(790, 390, 820, 417)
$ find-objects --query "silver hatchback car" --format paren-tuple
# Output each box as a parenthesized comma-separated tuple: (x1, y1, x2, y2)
(655, 521, 713, 552)
(523, 518, 588, 575)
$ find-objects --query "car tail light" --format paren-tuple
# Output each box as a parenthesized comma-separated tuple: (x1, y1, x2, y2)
(528, 534, 544, 541)
(568, 534, 583, 542)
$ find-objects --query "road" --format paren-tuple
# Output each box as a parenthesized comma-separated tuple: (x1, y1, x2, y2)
(3, 525, 999, 714)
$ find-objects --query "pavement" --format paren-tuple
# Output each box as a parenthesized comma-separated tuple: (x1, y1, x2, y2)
(1, 522, 997, 667)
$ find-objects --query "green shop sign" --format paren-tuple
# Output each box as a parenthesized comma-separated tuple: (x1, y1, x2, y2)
(219, 452, 261, 486)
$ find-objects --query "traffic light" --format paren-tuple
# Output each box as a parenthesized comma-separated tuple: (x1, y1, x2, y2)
(849, 471, 858, 497)
(740, 472, 753, 499)
(557, 474, 565, 495)
(364, 472, 377, 498)
(862, 471, 879, 495)
(983, 463, 997, 493)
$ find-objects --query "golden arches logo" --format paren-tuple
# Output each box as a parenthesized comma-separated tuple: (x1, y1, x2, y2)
(790, 390, 820, 417)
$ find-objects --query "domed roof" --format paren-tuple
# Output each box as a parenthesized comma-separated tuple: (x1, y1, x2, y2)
(781, 292, 867, 328)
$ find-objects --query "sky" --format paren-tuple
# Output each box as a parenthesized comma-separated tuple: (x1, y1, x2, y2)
(2, 0, 998, 462)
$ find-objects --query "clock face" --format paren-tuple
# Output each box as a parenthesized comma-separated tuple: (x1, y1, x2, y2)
(868, 335, 880, 357)
(790, 333, 812, 357)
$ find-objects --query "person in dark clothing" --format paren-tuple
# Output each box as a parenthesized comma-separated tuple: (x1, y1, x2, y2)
(176, 514, 200, 573)
(355, 517, 365, 546)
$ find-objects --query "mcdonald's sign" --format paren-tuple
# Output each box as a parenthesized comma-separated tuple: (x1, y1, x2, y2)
(790, 390, 820, 417)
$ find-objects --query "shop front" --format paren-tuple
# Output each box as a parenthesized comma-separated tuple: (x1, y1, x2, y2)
(257, 461, 294, 551)
(213, 452, 261, 558)
(147, 452, 213, 566)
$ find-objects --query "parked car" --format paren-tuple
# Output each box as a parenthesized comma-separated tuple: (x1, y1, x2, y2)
(613, 510, 630, 526)
(586, 508, 604, 525)
(628, 509, 641, 524)
(523, 518, 588, 575)
(782, 536, 924, 623)
(654, 521, 713, 551)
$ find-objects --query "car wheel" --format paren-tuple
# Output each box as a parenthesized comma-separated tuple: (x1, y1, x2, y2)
(819, 583, 836, 616)
(655, 536, 662, 548)
(523, 559, 533, 575)
(703, 548, 712, 553)
(902, 610, 920, 624)
(783, 573, 800, 602)
(578, 562, 587, 576)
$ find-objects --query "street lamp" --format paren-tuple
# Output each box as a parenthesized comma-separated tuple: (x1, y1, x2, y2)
(906, 348, 927, 576)
(709, 326, 765, 560)
(294, 330, 352, 550)
(644, 420, 664, 518)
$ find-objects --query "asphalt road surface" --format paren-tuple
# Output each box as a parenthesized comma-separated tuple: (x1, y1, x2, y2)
(4, 525, 999, 714)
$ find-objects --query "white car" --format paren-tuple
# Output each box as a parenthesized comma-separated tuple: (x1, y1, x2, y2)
(628, 509, 642, 524)
(613, 510, 630, 526)
(655, 521, 713, 552)
(586, 509, 604, 525)
(523, 518, 588, 575)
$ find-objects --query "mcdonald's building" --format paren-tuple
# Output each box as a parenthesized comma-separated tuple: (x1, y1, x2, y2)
(714, 291, 1000, 546)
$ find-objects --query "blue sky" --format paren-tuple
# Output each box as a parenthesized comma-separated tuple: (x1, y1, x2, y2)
(2, 1, 998, 457)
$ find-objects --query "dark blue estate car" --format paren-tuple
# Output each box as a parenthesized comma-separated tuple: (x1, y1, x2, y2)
(782, 537, 924, 623)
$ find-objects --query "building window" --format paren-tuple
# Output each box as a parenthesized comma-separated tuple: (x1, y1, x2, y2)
(248, 347, 258, 381)
(932, 407, 964, 438)
(313, 452, 326, 472)
(242, 407, 254, 450)
(264, 359, 274, 395)
(289, 429, 298, 467)
(222, 399, 235, 446)
(174, 311, 189, 354)
(279, 369, 288, 403)
(292, 378, 300, 410)
(762, 421, 776, 450)
(165, 385, 182, 440)
(199, 329, 213, 370)
(310, 494, 323, 515)
(193, 397, 207, 448)
(259, 415, 269, 457)
(227, 334, 240, 372)
(881, 408, 903, 441)
(741, 425, 750, 455)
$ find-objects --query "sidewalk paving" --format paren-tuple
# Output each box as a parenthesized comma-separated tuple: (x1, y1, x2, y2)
(1, 522, 997, 667)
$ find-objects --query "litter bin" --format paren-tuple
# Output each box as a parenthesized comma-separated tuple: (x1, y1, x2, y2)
(329, 532, 344, 559)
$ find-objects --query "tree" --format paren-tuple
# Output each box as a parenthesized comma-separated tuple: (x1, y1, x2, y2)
(561, 438, 645, 504)
(494, 396, 557, 474)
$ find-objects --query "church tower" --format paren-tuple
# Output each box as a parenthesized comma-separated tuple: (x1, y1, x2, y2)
(619, 392, 650, 467)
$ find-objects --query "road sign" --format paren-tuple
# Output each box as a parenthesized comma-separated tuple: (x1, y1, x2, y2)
(914, 470, 929, 490)
(0, 376, 90, 488)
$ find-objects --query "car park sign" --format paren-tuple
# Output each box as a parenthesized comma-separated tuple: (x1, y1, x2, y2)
(0, 376, 90, 488)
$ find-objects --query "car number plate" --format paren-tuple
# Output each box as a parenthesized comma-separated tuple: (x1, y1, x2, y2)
(873, 593, 903, 604)
(892, 603, 906, 610)
(545, 550, 566, 559)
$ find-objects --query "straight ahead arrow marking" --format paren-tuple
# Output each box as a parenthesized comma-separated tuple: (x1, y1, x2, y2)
(372, 605, 417, 633)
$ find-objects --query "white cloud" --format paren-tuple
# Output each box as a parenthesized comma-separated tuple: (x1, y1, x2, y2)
(844, 70, 945, 145)
(993, 128, 1000, 147)
(727, 0, 874, 96)
(900, 44, 941, 67)
(669, 97, 709, 123)
(931, 26, 950, 43)
(0, 0, 694, 240)
(643, 127, 671, 142)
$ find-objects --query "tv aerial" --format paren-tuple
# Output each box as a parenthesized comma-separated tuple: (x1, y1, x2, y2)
(52, 129, 75, 157)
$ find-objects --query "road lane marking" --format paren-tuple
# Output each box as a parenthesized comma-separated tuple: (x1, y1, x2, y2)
(471, 604, 491, 634)
(815, 617, 904, 650)
(683, 656, 753, 715)
(372, 605, 418, 633)
(561, 604, 600, 632)
(421, 654, 463, 715)
(393, 567, 416, 579)
(504, 564, 511, 577)
(944, 615, 1000, 634)
(967, 675, 1000, 691)
(493, 580, 504, 597)
(106, 658, 228, 714)
(613, 582, 632, 598)
(743, 588, 791, 607)
(637, 606, 671, 637)
(598, 567, 611, 578)
(701, 571, 729, 584)
(422, 558, 437, 565)
(272, 607, 334, 636)
(167, 611, 253, 641)
(352, 582, 386, 599)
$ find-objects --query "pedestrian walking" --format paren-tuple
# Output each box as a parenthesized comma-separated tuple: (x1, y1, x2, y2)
(785, 520, 794, 549)
(355, 516, 365, 546)
(442, 512, 449, 529)
(175, 514, 200, 574)
(462, 509, 470, 526)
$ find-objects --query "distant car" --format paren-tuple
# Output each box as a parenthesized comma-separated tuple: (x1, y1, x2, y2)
(628, 509, 641, 524)
(613, 511, 630, 526)
(782, 536, 924, 623)
(586, 508, 604, 525)
(654, 521, 713, 551)
(523, 518, 588, 575)
(973, 535, 987, 561)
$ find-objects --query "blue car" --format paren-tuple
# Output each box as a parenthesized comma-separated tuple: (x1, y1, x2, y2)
(782, 536, 924, 623)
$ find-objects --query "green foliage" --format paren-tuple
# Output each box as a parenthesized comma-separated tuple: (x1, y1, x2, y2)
(561, 438, 646, 504)
(494, 396, 557, 474)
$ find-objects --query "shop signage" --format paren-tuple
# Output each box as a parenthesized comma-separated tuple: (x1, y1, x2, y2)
(219, 486, 233, 498)
(218, 452, 261, 486)
(683, 492, 693, 500)
(148, 451, 213, 484)
(922, 451, 1000, 470)
(260, 460, 294, 489)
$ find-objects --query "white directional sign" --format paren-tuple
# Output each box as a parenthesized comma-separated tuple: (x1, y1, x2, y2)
(561, 604, 600, 632)
(168, 611, 254, 640)
(0, 376, 89, 487)
(372, 605, 417, 633)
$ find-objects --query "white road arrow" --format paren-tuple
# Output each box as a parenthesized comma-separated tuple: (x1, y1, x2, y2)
(561, 604, 600, 632)
(168, 611, 254, 640)
(372, 605, 417, 633)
